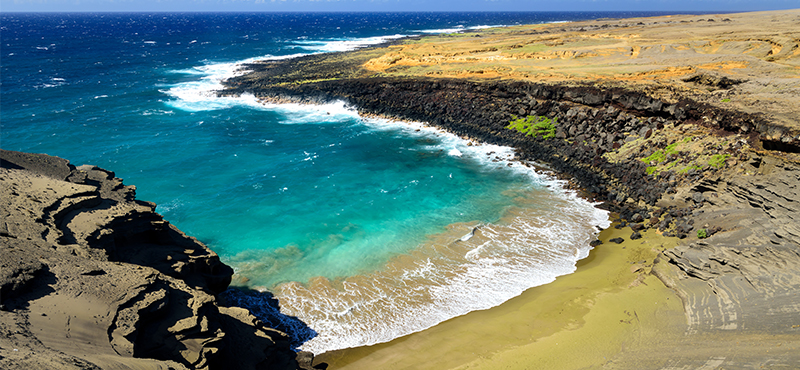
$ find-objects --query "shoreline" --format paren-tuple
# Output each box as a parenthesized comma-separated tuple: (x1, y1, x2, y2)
(314, 223, 687, 369)
(235, 98, 614, 354)
(3, 9, 799, 370)
(220, 8, 800, 368)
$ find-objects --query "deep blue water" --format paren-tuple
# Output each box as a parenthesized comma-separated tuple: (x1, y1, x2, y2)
(2, 11, 682, 352)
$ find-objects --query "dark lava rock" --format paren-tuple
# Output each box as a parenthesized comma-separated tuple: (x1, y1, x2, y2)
(630, 232, 643, 240)
(609, 237, 625, 244)
(676, 222, 694, 234)
(630, 223, 645, 232)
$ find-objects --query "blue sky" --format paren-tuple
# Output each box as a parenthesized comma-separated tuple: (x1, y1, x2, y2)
(1, 0, 797, 12)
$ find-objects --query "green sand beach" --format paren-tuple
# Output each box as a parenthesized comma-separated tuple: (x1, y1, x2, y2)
(316, 225, 688, 369)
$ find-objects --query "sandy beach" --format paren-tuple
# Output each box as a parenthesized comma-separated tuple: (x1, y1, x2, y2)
(314, 225, 688, 369)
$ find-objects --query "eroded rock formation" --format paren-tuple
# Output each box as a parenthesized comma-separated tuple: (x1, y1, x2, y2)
(0, 150, 314, 370)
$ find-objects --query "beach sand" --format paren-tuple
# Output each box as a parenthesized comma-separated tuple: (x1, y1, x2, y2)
(315, 224, 687, 369)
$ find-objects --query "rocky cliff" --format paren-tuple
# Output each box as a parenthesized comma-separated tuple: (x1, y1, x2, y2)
(224, 77, 772, 219)
(0, 150, 317, 370)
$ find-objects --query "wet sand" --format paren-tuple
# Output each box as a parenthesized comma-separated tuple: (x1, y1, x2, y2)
(315, 224, 686, 369)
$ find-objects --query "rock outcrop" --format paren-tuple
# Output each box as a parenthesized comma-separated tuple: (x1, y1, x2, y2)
(660, 155, 800, 334)
(0, 150, 314, 370)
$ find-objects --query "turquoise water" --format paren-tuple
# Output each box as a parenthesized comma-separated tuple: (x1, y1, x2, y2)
(152, 100, 543, 287)
(0, 11, 714, 352)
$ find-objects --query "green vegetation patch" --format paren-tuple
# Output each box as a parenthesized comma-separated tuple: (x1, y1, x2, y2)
(708, 154, 730, 168)
(506, 115, 558, 139)
(678, 164, 704, 174)
(641, 141, 681, 165)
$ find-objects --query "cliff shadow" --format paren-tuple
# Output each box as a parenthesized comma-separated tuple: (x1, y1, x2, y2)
(0, 264, 57, 311)
(220, 286, 317, 351)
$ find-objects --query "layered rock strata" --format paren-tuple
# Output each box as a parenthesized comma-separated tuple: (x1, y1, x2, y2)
(0, 150, 314, 370)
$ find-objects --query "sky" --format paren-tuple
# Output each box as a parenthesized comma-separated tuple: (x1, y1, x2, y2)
(0, 0, 798, 13)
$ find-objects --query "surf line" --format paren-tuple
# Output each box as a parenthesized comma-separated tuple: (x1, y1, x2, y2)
(238, 96, 610, 355)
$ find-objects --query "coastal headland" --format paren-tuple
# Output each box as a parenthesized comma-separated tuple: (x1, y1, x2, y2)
(219, 9, 800, 369)
(0, 150, 316, 369)
(1, 9, 799, 370)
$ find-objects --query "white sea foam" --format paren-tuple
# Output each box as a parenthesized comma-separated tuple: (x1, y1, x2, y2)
(35, 76, 68, 89)
(291, 34, 407, 53)
(275, 181, 609, 354)
(162, 33, 405, 112)
(251, 113, 611, 355)
(359, 115, 535, 180)
(162, 53, 304, 112)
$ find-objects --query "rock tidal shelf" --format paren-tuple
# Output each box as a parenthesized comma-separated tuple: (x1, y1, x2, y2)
(0, 150, 316, 370)
(218, 9, 800, 368)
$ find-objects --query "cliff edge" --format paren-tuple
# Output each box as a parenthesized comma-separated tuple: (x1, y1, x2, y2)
(0, 150, 316, 370)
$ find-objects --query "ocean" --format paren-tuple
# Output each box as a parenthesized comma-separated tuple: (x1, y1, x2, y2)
(2, 11, 677, 353)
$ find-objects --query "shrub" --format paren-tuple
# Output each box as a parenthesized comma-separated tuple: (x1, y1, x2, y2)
(697, 228, 708, 239)
(506, 115, 557, 139)
(642, 140, 684, 166)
